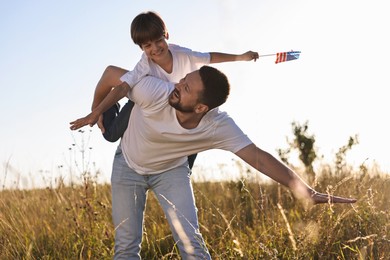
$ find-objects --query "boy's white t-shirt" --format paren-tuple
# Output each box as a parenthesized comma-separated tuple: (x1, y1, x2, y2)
(120, 76, 252, 175)
(118, 44, 215, 174)
(120, 44, 211, 85)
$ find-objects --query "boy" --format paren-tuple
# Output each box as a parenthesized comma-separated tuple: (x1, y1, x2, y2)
(92, 11, 259, 168)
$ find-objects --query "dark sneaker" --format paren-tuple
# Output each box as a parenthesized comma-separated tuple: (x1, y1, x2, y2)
(113, 102, 120, 115)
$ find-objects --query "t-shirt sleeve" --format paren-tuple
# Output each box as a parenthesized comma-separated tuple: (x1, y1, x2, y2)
(170, 44, 211, 66)
(189, 51, 211, 66)
(120, 53, 150, 87)
(212, 113, 253, 153)
(129, 76, 174, 111)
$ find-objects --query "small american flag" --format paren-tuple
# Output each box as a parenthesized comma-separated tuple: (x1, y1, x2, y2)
(275, 51, 301, 64)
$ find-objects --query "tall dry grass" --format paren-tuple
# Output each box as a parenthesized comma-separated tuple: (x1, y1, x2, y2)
(1, 164, 389, 259)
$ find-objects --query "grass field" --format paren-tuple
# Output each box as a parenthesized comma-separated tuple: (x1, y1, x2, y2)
(1, 163, 389, 259)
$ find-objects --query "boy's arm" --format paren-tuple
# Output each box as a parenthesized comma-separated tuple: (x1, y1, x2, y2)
(90, 66, 128, 131)
(91, 58, 149, 131)
(209, 51, 259, 63)
(70, 82, 130, 131)
(91, 66, 129, 110)
(92, 55, 149, 110)
(235, 144, 357, 204)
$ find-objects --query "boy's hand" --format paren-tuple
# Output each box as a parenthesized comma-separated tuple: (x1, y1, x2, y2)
(242, 51, 259, 62)
(69, 112, 100, 131)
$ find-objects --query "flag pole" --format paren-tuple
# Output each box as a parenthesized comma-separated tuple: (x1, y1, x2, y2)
(259, 53, 276, 57)
(259, 51, 301, 57)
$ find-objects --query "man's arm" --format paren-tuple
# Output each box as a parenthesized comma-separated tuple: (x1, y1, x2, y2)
(209, 51, 259, 63)
(235, 144, 357, 204)
(70, 82, 130, 131)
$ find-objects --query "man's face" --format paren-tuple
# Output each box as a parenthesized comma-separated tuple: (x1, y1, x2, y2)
(140, 36, 169, 62)
(169, 70, 204, 113)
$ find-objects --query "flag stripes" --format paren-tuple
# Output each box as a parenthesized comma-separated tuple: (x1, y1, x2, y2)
(275, 51, 301, 64)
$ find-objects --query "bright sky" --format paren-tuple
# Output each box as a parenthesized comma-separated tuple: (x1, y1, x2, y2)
(1, 0, 389, 189)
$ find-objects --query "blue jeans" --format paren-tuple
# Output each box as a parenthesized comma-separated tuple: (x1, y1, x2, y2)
(111, 146, 211, 260)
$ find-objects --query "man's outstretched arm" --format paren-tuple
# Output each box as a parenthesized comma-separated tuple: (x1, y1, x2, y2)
(235, 144, 357, 204)
(70, 82, 130, 131)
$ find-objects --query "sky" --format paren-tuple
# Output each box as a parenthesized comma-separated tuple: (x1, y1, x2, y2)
(1, 0, 389, 189)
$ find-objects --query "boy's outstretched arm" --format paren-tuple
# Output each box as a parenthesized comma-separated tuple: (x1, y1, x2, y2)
(209, 51, 259, 63)
(70, 82, 130, 131)
(235, 144, 357, 205)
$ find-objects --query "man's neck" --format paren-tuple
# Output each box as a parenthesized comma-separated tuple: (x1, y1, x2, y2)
(175, 111, 205, 129)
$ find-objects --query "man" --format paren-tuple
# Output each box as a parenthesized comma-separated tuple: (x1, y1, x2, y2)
(70, 66, 356, 259)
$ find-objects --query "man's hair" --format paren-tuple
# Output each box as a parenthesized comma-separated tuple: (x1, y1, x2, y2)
(130, 11, 168, 48)
(198, 66, 230, 110)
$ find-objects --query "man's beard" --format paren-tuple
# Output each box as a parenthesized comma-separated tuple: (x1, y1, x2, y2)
(168, 89, 195, 113)
(169, 100, 195, 113)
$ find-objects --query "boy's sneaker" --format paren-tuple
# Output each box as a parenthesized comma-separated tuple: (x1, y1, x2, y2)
(113, 102, 120, 115)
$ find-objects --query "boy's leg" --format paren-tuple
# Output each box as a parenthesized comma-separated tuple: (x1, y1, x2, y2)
(111, 146, 148, 259)
(103, 100, 135, 142)
(151, 165, 211, 259)
(187, 153, 198, 169)
(102, 103, 120, 141)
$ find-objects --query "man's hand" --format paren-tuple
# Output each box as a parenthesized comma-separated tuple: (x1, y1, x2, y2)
(310, 191, 357, 205)
(291, 182, 357, 205)
(69, 112, 100, 131)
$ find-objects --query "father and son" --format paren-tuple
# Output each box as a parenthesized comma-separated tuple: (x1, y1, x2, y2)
(70, 11, 356, 260)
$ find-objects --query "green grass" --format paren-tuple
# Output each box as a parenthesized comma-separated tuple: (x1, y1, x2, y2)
(1, 168, 389, 259)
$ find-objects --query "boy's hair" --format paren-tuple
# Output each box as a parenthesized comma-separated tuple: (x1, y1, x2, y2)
(131, 11, 168, 48)
(198, 66, 230, 110)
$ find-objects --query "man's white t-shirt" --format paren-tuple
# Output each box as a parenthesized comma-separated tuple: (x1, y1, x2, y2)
(121, 76, 252, 175)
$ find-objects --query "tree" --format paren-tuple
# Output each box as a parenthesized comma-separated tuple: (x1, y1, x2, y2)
(277, 121, 317, 184)
(334, 135, 359, 174)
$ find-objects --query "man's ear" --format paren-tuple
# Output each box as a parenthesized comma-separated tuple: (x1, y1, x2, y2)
(195, 103, 209, 114)
(165, 32, 170, 40)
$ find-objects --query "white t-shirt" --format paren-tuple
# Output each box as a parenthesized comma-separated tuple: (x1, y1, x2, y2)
(121, 76, 252, 175)
(120, 44, 211, 85)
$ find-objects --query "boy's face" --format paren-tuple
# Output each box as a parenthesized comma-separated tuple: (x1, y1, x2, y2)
(140, 36, 169, 63)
